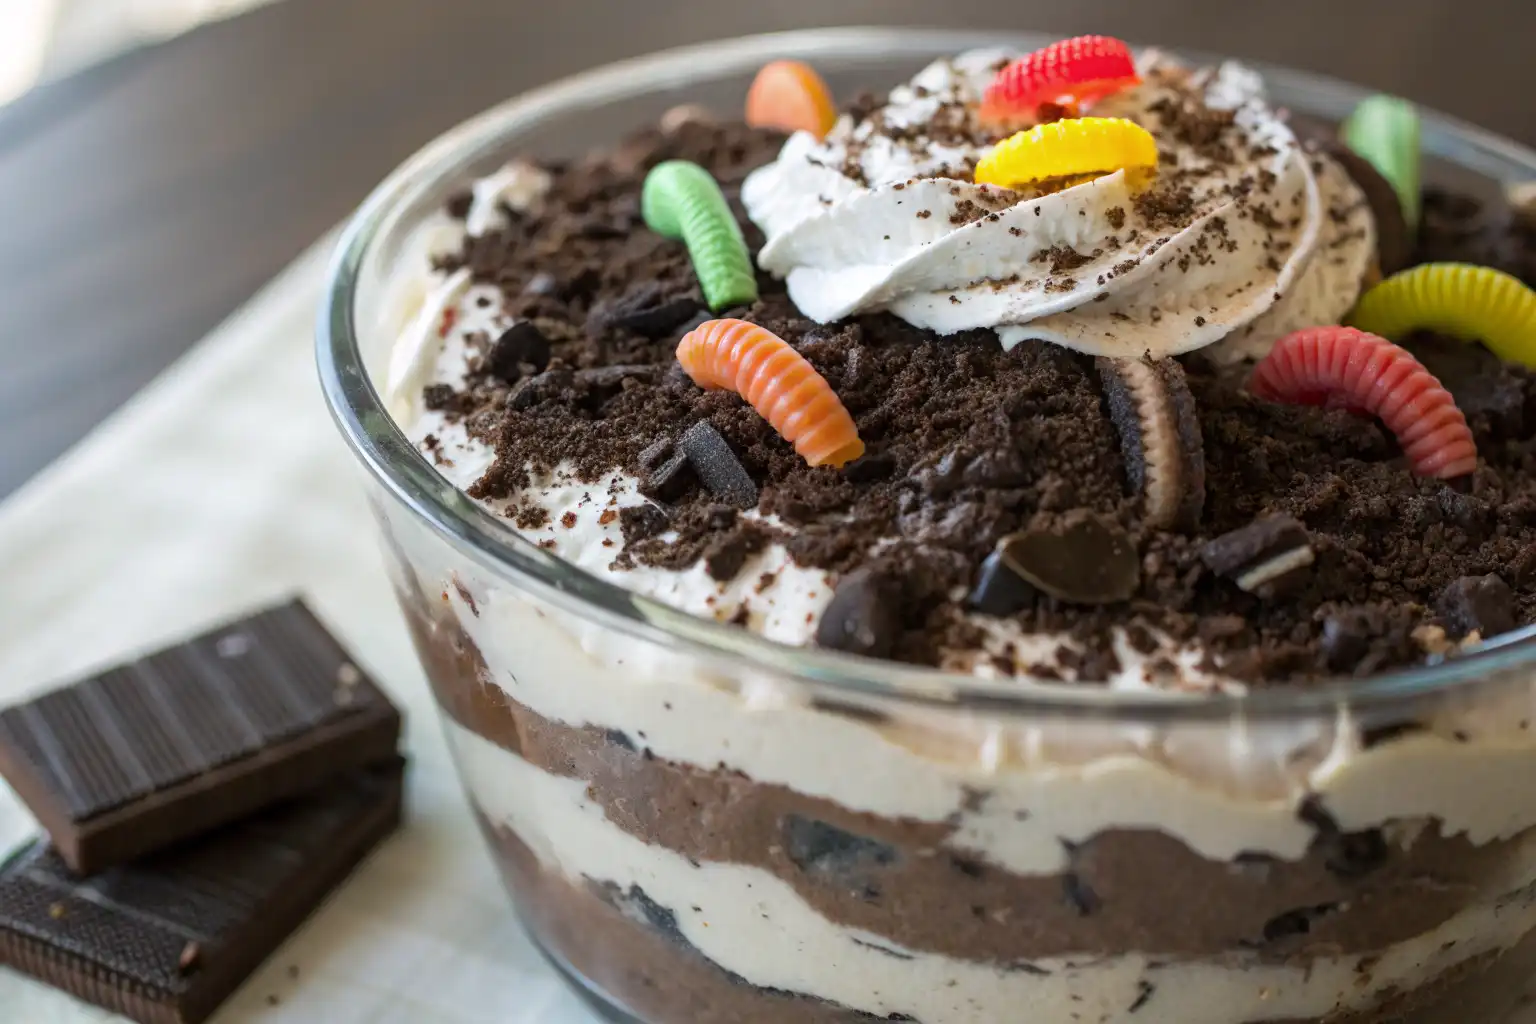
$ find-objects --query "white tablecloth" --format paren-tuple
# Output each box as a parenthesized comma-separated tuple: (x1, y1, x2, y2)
(1, 237, 1534, 1023)
(0, 236, 599, 1023)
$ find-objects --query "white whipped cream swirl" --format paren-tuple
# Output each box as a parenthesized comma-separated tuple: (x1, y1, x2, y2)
(742, 49, 1375, 361)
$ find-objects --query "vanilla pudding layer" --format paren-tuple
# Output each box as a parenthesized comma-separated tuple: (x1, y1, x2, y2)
(395, 578, 1536, 1024)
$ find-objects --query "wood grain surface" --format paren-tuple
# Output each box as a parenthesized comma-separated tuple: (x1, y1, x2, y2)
(0, 0, 1531, 496)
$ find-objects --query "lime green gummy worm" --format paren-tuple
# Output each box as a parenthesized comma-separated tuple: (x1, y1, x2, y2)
(1342, 94, 1422, 231)
(641, 160, 759, 311)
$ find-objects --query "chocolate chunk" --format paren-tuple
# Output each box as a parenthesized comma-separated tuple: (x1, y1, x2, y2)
(0, 761, 403, 1024)
(783, 815, 897, 888)
(485, 321, 552, 381)
(0, 601, 401, 874)
(1322, 140, 1412, 275)
(816, 569, 904, 658)
(619, 503, 670, 543)
(1200, 515, 1315, 596)
(968, 550, 1038, 616)
(1096, 356, 1206, 531)
(592, 284, 704, 338)
(639, 453, 696, 503)
(997, 513, 1139, 605)
(1438, 574, 1516, 639)
(678, 421, 758, 508)
(638, 436, 674, 471)
(507, 368, 574, 411)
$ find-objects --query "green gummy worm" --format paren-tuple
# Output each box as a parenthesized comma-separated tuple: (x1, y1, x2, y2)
(1342, 94, 1422, 231)
(641, 160, 759, 311)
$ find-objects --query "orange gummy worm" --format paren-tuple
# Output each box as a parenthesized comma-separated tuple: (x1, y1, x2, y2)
(677, 319, 865, 468)
(745, 60, 838, 138)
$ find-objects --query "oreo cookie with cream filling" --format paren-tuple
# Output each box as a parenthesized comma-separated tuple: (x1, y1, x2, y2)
(1096, 356, 1206, 532)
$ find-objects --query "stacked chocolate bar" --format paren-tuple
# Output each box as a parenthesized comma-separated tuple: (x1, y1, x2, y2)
(0, 600, 405, 1024)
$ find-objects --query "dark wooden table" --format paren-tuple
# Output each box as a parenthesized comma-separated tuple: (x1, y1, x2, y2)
(0, 0, 1532, 498)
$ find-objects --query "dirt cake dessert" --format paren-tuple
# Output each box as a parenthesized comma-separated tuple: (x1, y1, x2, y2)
(372, 36, 1536, 1024)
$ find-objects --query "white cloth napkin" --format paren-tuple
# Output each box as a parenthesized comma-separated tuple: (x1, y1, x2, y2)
(0, 237, 1533, 1023)
(0, 236, 599, 1023)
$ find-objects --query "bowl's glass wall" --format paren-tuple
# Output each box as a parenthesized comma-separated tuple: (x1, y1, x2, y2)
(322, 29, 1536, 1024)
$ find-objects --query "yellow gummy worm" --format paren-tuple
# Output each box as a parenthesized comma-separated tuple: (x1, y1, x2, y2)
(974, 117, 1157, 189)
(1350, 262, 1536, 368)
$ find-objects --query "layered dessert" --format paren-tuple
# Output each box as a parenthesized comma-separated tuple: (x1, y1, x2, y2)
(374, 37, 1536, 1024)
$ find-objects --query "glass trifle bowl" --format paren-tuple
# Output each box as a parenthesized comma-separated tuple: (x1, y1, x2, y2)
(318, 27, 1536, 1024)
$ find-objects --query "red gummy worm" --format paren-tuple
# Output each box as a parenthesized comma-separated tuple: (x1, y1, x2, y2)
(1247, 327, 1478, 479)
(982, 36, 1140, 122)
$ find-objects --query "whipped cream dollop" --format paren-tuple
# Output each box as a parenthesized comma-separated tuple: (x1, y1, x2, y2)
(742, 49, 1376, 361)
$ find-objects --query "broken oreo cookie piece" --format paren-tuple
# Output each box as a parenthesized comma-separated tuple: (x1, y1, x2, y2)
(816, 568, 904, 659)
(575, 364, 662, 399)
(1201, 515, 1315, 596)
(968, 550, 1038, 616)
(679, 421, 758, 508)
(486, 321, 552, 381)
(507, 367, 574, 411)
(1438, 574, 1516, 640)
(998, 512, 1140, 605)
(639, 453, 696, 503)
(592, 284, 704, 338)
(1096, 356, 1206, 532)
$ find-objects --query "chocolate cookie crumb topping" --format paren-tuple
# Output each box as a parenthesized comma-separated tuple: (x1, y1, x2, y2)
(415, 111, 1536, 686)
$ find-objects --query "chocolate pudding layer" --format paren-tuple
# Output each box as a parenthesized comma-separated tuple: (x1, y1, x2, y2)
(371, 43, 1536, 1024)
(395, 589, 1536, 1023)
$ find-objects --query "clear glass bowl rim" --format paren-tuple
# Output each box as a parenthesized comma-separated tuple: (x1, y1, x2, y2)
(317, 25, 1536, 723)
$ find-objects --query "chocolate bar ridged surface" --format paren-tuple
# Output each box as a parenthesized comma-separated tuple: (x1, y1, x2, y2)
(0, 600, 401, 872)
(0, 761, 403, 1024)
